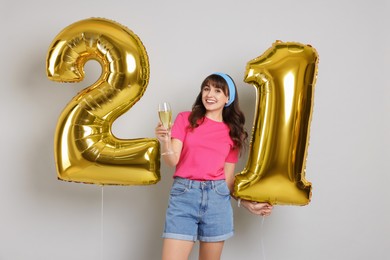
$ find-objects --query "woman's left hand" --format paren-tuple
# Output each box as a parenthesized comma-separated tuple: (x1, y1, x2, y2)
(240, 200, 273, 217)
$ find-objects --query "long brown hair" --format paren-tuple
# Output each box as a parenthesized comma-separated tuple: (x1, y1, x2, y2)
(188, 74, 248, 152)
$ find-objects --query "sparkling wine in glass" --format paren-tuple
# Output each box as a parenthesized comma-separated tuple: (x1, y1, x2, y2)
(158, 102, 172, 130)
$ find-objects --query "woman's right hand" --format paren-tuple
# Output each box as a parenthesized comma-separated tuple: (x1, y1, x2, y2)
(155, 122, 170, 143)
(155, 122, 182, 167)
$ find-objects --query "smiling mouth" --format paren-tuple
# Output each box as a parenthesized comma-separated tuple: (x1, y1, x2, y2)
(205, 99, 217, 104)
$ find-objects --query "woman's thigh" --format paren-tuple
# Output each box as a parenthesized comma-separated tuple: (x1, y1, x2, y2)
(162, 238, 194, 260)
(199, 241, 225, 260)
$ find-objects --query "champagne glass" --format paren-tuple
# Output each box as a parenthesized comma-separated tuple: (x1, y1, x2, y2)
(158, 102, 172, 130)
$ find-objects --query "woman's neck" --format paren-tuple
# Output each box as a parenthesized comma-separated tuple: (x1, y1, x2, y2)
(205, 111, 223, 122)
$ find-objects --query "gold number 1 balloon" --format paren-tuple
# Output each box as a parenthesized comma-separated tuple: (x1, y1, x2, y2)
(46, 18, 160, 185)
(234, 41, 319, 205)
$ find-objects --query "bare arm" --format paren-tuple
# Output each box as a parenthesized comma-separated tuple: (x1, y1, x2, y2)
(224, 162, 236, 193)
(225, 161, 273, 217)
(155, 122, 182, 167)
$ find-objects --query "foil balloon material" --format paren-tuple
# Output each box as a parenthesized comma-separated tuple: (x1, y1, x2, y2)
(234, 41, 319, 205)
(46, 18, 160, 185)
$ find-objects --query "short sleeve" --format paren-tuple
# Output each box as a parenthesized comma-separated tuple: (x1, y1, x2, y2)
(171, 112, 190, 142)
(226, 147, 239, 163)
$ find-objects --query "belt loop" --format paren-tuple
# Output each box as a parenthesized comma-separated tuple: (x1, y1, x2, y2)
(211, 180, 215, 189)
(188, 179, 192, 189)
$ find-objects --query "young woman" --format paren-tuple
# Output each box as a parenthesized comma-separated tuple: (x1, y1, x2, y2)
(155, 73, 273, 260)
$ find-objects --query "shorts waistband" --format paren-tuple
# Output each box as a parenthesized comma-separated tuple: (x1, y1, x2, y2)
(174, 177, 225, 189)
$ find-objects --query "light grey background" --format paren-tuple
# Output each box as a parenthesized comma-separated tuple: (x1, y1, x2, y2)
(0, 0, 388, 259)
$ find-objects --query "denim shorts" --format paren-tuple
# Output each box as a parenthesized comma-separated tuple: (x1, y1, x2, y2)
(162, 177, 234, 242)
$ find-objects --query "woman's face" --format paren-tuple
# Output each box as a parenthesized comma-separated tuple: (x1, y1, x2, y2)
(201, 82, 229, 114)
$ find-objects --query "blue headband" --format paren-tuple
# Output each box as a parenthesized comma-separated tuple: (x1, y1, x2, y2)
(213, 72, 236, 107)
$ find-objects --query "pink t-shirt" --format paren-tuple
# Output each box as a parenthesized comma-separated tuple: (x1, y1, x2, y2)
(171, 111, 239, 180)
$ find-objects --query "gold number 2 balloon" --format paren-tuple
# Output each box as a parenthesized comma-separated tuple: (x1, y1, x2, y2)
(46, 18, 160, 185)
(234, 41, 319, 205)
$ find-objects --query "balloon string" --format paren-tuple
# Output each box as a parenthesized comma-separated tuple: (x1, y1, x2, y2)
(260, 216, 266, 260)
(101, 186, 104, 260)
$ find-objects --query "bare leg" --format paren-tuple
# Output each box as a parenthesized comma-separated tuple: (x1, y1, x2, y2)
(162, 238, 194, 260)
(198, 241, 225, 260)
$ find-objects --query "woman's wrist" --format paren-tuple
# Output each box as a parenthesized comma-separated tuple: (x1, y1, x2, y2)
(230, 194, 242, 208)
(160, 141, 173, 155)
(161, 150, 174, 155)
